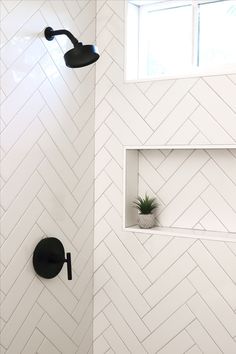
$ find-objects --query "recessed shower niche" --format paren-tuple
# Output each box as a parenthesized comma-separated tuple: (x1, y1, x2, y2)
(124, 146, 236, 242)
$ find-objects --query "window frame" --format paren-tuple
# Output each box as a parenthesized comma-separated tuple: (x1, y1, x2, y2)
(125, 0, 236, 82)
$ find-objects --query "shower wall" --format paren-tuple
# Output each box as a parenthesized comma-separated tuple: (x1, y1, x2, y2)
(0, 1, 96, 353)
(94, 1, 236, 353)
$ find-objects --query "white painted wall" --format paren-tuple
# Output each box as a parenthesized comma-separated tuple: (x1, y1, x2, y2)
(94, 1, 236, 353)
(0, 1, 96, 353)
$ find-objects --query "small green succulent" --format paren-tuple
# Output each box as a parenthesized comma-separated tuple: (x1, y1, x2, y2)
(133, 194, 158, 215)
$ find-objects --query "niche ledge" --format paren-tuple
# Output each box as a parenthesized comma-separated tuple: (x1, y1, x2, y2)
(123, 145, 236, 243)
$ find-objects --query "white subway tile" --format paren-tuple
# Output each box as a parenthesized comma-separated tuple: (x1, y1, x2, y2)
(146, 80, 174, 105)
(73, 257, 93, 300)
(94, 289, 110, 317)
(1, 39, 46, 95)
(1, 198, 43, 266)
(95, 171, 112, 202)
(94, 266, 111, 295)
(0, 12, 46, 67)
(72, 306, 93, 347)
(1, 145, 44, 209)
(1, 65, 45, 124)
(207, 148, 236, 184)
(144, 234, 172, 258)
(38, 132, 78, 192)
(104, 256, 150, 317)
(188, 267, 236, 336)
(94, 242, 111, 271)
(103, 326, 130, 354)
(104, 279, 150, 340)
(95, 99, 112, 132)
(94, 195, 111, 225)
(190, 106, 234, 144)
(144, 237, 195, 282)
(106, 87, 152, 143)
(143, 305, 195, 354)
(38, 288, 77, 337)
(105, 208, 152, 268)
(188, 294, 236, 353)
(73, 186, 93, 227)
(1, 172, 43, 238)
(1, 277, 43, 346)
(74, 140, 94, 180)
(95, 123, 112, 153)
(95, 75, 113, 106)
(1, 1, 43, 39)
(190, 79, 236, 140)
(105, 231, 151, 293)
(158, 149, 209, 205)
(1, 118, 44, 180)
(41, 275, 78, 314)
(173, 198, 209, 229)
(203, 240, 236, 282)
(201, 186, 236, 232)
(159, 172, 209, 226)
(106, 110, 141, 146)
(40, 54, 79, 118)
(158, 330, 194, 354)
(1, 225, 43, 294)
(74, 93, 95, 131)
(1, 92, 45, 153)
(37, 314, 77, 354)
(37, 339, 60, 354)
(144, 253, 196, 306)
(200, 211, 227, 232)
(93, 312, 110, 340)
(146, 78, 197, 130)
(189, 242, 236, 310)
(5, 304, 43, 354)
(186, 320, 222, 354)
(38, 158, 78, 215)
(103, 303, 146, 354)
(38, 106, 78, 167)
(94, 219, 111, 248)
(74, 116, 94, 156)
(107, 63, 152, 117)
(147, 94, 198, 145)
(201, 158, 236, 213)
(74, 69, 95, 106)
(93, 335, 110, 354)
(38, 185, 77, 239)
(21, 329, 44, 354)
(143, 278, 195, 331)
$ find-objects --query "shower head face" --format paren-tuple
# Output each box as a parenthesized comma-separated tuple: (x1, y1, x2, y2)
(64, 44, 100, 68)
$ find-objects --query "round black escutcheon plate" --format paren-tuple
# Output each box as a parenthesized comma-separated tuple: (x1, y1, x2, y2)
(33, 237, 65, 279)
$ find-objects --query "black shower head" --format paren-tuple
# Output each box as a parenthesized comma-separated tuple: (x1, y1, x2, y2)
(44, 27, 99, 68)
(64, 43, 99, 68)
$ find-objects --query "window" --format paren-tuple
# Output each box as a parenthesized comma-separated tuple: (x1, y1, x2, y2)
(126, 0, 236, 80)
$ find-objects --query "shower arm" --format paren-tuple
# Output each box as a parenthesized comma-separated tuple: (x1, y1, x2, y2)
(44, 27, 81, 47)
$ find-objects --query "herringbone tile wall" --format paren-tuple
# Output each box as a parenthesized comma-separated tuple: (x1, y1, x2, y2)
(138, 148, 236, 233)
(94, 1, 236, 353)
(0, 1, 96, 353)
(1, 1, 236, 353)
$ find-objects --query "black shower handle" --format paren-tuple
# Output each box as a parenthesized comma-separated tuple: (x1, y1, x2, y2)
(65, 253, 72, 280)
(33, 238, 73, 280)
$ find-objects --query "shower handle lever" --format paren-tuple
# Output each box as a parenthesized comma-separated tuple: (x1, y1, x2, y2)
(48, 252, 72, 280)
(65, 253, 72, 280)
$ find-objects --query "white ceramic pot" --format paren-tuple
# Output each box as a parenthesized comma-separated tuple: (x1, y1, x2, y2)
(138, 213, 156, 229)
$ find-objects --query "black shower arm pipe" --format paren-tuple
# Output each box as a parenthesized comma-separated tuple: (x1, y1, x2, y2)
(50, 29, 81, 47)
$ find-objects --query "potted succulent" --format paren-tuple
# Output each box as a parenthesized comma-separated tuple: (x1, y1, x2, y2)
(133, 194, 158, 229)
